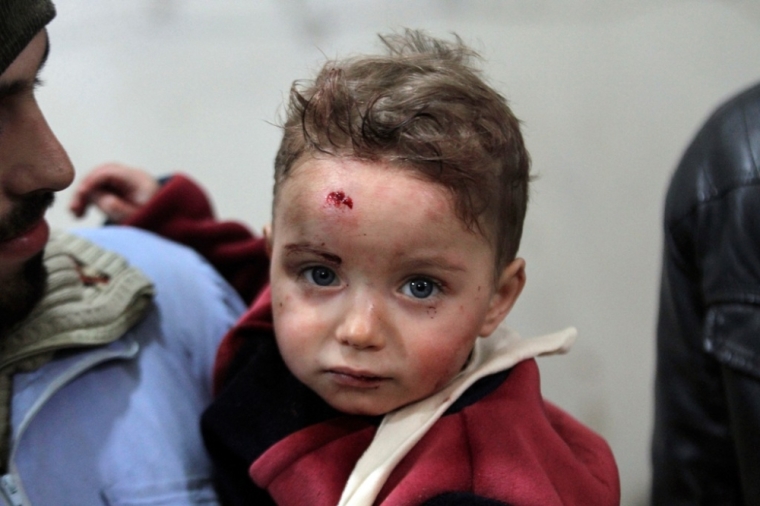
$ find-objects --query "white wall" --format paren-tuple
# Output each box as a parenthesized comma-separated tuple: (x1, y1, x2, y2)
(39, 1, 760, 504)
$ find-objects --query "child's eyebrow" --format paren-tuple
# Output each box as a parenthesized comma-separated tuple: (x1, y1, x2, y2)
(284, 244, 342, 265)
(399, 257, 467, 273)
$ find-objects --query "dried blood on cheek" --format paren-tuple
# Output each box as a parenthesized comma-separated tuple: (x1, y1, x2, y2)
(326, 191, 353, 209)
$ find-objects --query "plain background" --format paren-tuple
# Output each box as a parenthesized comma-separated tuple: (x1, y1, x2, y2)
(39, 1, 760, 504)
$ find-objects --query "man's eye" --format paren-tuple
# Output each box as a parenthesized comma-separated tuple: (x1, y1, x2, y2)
(305, 266, 337, 286)
(402, 278, 439, 299)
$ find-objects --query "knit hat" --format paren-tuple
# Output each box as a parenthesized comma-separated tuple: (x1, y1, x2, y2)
(0, 0, 56, 75)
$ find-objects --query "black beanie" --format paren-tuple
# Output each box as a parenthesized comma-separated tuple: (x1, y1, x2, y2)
(0, 0, 56, 75)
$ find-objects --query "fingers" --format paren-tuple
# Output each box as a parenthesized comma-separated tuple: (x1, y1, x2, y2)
(89, 191, 140, 223)
(70, 163, 124, 218)
(69, 176, 94, 218)
(69, 162, 160, 221)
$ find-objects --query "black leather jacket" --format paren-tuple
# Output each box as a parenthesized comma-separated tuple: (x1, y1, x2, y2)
(652, 82, 760, 505)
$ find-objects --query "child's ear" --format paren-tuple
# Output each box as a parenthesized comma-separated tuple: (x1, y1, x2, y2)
(478, 258, 526, 337)
(262, 223, 273, 258)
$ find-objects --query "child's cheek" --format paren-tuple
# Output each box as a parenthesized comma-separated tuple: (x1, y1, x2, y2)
(421, 315, 483, 390)
(274, 289, 332, 345)
(272, 283, 303, 333)
(428, 347, 472, 393)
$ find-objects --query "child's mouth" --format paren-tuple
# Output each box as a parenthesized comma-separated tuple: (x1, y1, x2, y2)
(327, 367, 388, 388)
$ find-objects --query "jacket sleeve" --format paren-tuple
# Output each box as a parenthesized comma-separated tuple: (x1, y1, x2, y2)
(652, 84, 760, 505)
(123, 173, 269, 304)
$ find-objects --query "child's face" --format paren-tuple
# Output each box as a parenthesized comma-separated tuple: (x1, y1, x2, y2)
(268, 156, 525, 416)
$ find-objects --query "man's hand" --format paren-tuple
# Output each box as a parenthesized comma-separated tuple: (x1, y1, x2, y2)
(70, 163, 160, 223)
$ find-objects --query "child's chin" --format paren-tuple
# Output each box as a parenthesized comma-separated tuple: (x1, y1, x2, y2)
(326, 397, 396, 417)
(325, 393, 431, 417)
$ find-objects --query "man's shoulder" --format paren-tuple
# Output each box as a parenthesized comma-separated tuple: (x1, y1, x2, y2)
(666, 82, 760, 226)
(67, 226, 246, 318)
(71, 227, 220, 282)
(70, 225, 205, 264)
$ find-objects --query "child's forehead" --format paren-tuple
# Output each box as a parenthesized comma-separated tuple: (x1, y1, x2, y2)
(283, 155, 443, 197)
(274, 157, 496, 248)
(276, 155, 498, 241)
(290, 154, 399, 179)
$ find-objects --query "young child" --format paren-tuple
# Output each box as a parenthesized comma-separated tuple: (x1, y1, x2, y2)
(72, 30, 619, 506)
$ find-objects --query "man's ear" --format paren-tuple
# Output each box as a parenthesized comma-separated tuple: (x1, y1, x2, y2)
(478, 258, 526, 337)
(262, 223, 273, 259)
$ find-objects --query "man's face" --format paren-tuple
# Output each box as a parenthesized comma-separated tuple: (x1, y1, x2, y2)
(0, 30, 74, 332)
(269, 156, 524, 416)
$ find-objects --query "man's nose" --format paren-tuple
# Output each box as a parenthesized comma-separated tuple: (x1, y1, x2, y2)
(1, 99, 74, 197)
(335, 292, 386, 350)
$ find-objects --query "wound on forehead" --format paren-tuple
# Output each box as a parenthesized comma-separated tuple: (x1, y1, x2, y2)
(326, 191, 353, 209)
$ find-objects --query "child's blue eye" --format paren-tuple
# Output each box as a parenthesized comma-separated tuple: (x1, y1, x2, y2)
(305, 266, 337, 286)
(403, 278, 438, 299)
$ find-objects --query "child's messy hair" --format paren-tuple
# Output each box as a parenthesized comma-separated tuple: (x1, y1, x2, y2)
(274, 29, 531, 269)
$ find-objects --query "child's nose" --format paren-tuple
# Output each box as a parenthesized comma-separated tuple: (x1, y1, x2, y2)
(335, 293, 385, 350)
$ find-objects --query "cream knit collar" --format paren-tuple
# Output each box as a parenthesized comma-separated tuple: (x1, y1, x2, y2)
(1, 230, 154, 373)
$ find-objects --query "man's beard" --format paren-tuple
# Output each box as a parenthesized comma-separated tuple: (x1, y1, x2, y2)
(0, 193, 54, 336)
(0, 253, 47, 335)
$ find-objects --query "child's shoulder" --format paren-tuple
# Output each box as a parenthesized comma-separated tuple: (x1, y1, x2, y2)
(405, 359, 620, 505)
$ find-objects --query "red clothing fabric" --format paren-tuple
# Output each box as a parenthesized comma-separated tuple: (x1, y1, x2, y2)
(255, 362, 619, 505)
(125, 173, 269, 305)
